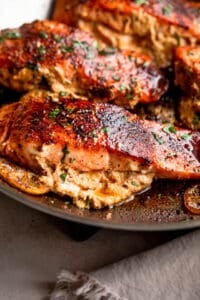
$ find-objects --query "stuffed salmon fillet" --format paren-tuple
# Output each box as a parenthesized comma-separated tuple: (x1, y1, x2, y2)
(0, 90, 199, 209)
(52, 0, 200, 67)
(0, 20, 167, 108)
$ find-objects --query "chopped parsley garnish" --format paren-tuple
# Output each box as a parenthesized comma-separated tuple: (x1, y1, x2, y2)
(131, 181, 139, 186)
(0, 31, 21, 43)
(102, 127, 108, 134)
(67, 107, 75, 114)
(27, 62, 38, 71)
(180, 133, 192, 141)
(60, 45, 73, 53)
(128, 55, 133, 62)
(37, 45, 46, 55)
(168, 196, 175, 202)
(174, 33, 180, 46)
(53, 34, 63, 43)
(162, 6, 172, 16)
(143, 61, 150, 68)
(5, 31, 21, 39)
(126, 93, 133, 100)
(31, 117, 40, 124)
(119, 84, 128, 92)
(151, 132, 164, 144)
(98, 47, 116, 56)
(92, 40, 99, 49)
(59, 91, 67, 97)
(134, 0, 147, 5)
(61, 145, 70, 163)
(112, 75, 120, 81)
(72, 40, 88, 49)
(69, 157, 75, 164)
(86, 51, 95, 60)
(60, 172, 68, 182)
(167, 152, 177, 158)
(163, 124, 176, 134)
(49, 107, 60, 118)
(192, 114, 199, 125)
(39, 31, 48, 39)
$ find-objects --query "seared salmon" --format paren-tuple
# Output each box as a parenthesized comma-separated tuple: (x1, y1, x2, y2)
(174, 46, 200, 129)
(52, 0, 200, 67)
(0, 90, 199, 208)
(0, 20, 167, 108)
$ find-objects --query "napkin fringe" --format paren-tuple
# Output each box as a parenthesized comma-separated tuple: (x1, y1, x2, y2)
(50, 270, 124, 300)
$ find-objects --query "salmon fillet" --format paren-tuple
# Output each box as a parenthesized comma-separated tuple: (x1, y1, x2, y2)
(174, 46, 200, 129)
(0, 90, 199, 209)
(0, 20, 167, 108)
(52, 0, 200, 67)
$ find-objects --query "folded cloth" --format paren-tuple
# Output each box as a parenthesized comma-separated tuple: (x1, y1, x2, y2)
(50, 230, 200, 300)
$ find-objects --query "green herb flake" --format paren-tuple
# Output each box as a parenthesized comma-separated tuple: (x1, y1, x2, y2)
(60, 172, 68, 182)
(121, 116, 128, 122)
(49, 107, 60, 119)
(85, 196, 91, 207)
(143, 61, 150, 68)
(112, 75, 120, 81)
(53, 34, 63, 43)
(180, 133, 192, 141)
(168, 196, 175, 202)
(60, 45, 73, 53)
(0, 35, 4, 43)
(91, 130, 98, 138)
(37, 45, 46, 55)
(151, 132, 164, 145)
(98, 47, 116, 56)
(167, 152, 177, 158)
(86, 51, 95, 60)
(128, 55, 133, 62)
(163, 124, 177, 134)
(119, 84, 127, 92)
(59, 91, 67, 97)
(72, 40, 87, 49)
(27, 62, 38, 71)
(131, 181, 139, 187)
(61, 122, 71, 128)
(102, 127, 108, 134)
(69, 157, 75, 164)
(39, 31, 48, 39)
(192, 114, 199, 126)
(6, 31, 21, 39)
(92, 40, 100, 49)
(31, 117, 40, 124)
(162, 6, 172, 16)
(158, 193, 162, 200)
(174, 33, 180, 46)
(134, 0, 147, 5)
(126, 93, 133, 100)
(67, 107, 75, 114)
(61, 145, 70, 163)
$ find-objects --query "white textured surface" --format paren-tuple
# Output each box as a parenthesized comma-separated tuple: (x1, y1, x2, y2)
(0, 0, 53, 29)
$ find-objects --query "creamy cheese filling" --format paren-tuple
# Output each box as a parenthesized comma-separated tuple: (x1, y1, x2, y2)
(75, 7, 198, 67)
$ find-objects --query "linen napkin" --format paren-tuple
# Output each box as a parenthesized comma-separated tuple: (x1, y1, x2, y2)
(50, 229, 200, 300)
